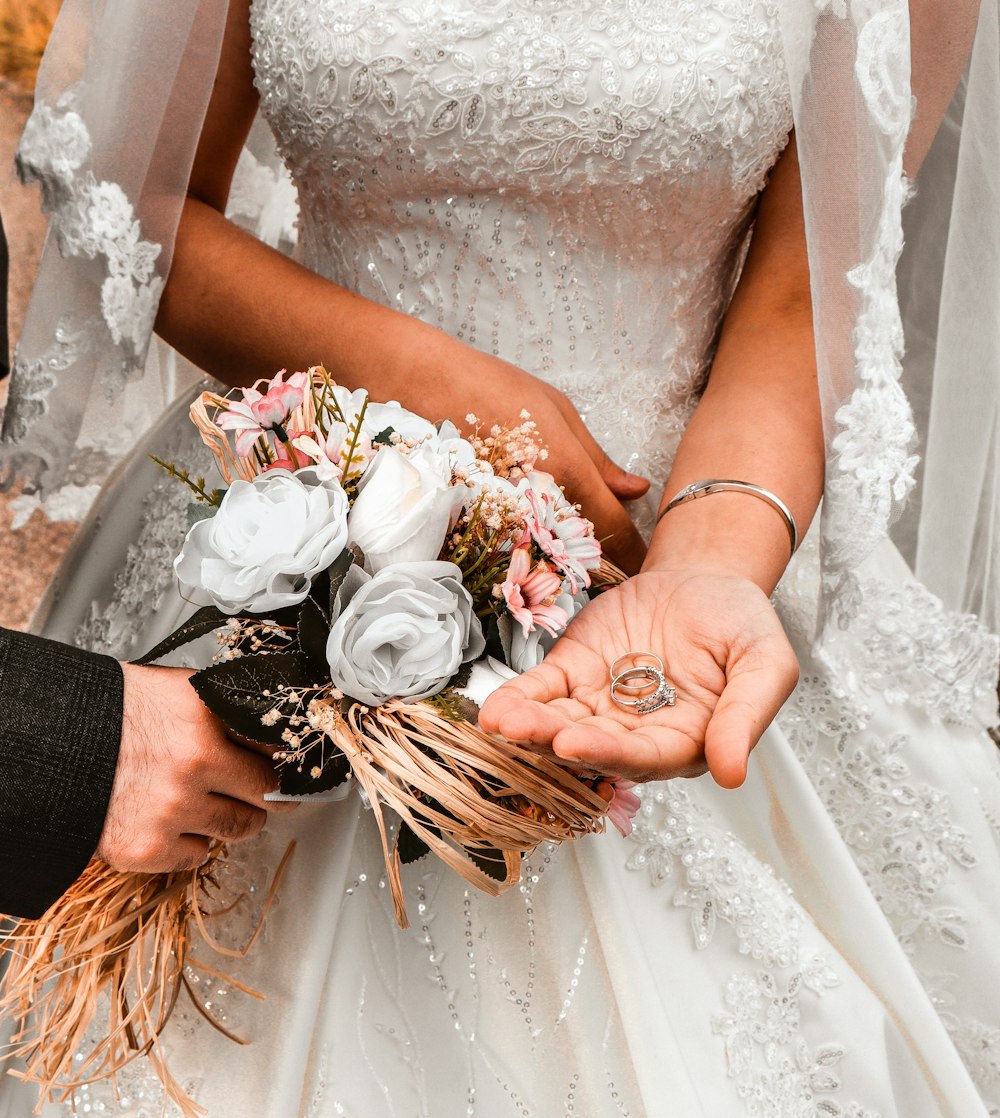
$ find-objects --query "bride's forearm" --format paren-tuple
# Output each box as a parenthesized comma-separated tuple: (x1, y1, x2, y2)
(154, 195, 458, 394)
(644, 137, 824, 595)
(643, 306, 823, 594)
(154, 195, 651, 572)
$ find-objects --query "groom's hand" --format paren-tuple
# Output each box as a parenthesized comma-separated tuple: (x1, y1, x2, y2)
(96, 663, 292, 874)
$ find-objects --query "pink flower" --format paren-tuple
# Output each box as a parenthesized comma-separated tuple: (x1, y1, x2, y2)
(500, 547, 569, 636)
(597, 779, 641, 838)
(521, 474, 601, 593)
(218, 369, 310, 457)
(292, 423, 373, 483)
(261, 453, 297, 473)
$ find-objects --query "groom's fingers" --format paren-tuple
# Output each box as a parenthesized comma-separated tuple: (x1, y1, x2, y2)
(100, 663, 292, 875)
(704, 646, 799, 789)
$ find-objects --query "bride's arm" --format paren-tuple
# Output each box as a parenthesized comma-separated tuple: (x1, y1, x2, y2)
(480, 137, 814, 787)
(644, 135, 821, 596)
(154, 0, 649, 571)
(479, 4, 980, 786)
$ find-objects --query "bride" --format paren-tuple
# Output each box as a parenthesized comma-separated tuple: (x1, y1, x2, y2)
(2, 0, 999, 1114)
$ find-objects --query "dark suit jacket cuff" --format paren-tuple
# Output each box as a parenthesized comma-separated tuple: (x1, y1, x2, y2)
(0, 628, 123, 918)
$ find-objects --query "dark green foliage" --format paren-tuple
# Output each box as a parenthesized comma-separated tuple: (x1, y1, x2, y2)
(326, 547, 356, 610)
(395, 824, 432, 864)
(298, 567, 332, 673)
(276, 744, 352, 796)
(191, 652, 316, 746)
(132, 605, 231, 666)
(467, 846, 509, 882)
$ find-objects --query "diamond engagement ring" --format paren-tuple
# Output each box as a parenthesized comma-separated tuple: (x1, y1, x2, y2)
(609, 652, 677, 714)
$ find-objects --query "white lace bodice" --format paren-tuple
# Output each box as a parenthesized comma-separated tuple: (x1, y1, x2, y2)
(249, 0, 793, 524)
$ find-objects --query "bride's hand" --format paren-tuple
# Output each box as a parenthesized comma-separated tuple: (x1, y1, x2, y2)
(478, 569, 800, 787)
(394, 335, 651, 573)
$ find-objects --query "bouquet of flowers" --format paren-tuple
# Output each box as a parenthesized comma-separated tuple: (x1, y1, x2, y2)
(0, 368, 638, 1116)
(152, 366, 638, 914)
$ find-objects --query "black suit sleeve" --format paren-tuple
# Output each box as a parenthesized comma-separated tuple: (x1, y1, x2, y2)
(0, 628, 123, 919)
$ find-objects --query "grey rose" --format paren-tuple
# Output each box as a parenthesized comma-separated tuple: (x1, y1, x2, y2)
(326, 560, 486, 706)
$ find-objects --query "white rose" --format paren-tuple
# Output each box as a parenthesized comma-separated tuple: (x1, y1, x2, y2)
(499, 588, 586, 674)
(432, 420, 479, 469)
(363, 400, 437, 444)
(326, 560, 486, 706)
(348, 445, 465, 572)
(327, 387, 437, 447)
(175, 467, 349, 614)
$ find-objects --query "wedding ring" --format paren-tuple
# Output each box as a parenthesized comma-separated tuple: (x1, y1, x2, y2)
(609, 652, 677, 715)
(610, 652, 664, 680)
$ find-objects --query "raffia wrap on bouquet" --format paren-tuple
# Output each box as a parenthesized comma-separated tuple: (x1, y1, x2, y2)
(0, 370, 630, 1116)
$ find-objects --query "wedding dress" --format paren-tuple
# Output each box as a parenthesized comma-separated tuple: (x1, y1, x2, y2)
(3, 1, 1000, 1116)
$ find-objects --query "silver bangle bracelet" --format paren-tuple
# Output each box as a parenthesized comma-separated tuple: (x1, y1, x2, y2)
(657, 479, 799, 556)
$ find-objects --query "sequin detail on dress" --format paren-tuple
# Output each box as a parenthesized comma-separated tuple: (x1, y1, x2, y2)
(249, 0, 793, 525)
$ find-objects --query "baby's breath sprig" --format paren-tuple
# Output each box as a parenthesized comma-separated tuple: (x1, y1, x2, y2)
(213, 617, 295, 663)
(149, 456, 224, 506)
(467, 410, 548, 479)
(269, 687, 351, 782)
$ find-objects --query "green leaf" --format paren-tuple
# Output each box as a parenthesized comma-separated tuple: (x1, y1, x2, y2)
(297, 567, 333, 672)
(395, 824, 432, 865)
(256, 603, 304, 632)
(191, 652, 316, 745)
(326, 547, 356, 614)
(448, 660, 474, 692)
(132, 605, 230, 666)
(297, 595, 331, 674)
(371, 426, 395, 446)
(482, 617, 506, 665)
(467, 846, 510, 882)
(277, 743, 351, 796)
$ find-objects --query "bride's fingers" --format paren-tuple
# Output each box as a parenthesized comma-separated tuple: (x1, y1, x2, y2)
(551, 718, 707, 782)
(549, 391, 650, 501)
(703, 649, 800, 789)
(479, 671, 582, 747)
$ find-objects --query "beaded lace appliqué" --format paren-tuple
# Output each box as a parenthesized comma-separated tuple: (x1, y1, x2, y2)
(15, 101, 164, 367)
(627, 786, 881, 1117)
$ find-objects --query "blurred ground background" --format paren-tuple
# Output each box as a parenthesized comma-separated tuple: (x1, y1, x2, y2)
(1, 0, 74, 631)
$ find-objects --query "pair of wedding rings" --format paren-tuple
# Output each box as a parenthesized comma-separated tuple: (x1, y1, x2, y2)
(609, 652, 677, 715)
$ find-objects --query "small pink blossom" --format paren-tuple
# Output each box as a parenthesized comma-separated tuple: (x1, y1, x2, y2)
(218, 369, 310, 457)
(500, 547, 569, 636)
(597, 779, 641, 837)
(292, 423, 373, 482)
(261, 453, 297, 473)
(521, 475, 600, 592)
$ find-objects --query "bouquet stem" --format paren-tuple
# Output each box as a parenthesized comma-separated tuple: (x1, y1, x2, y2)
(0, 843, 292, 1116)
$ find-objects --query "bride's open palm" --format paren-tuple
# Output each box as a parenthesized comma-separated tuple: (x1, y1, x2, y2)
(479, 569, 800, 788)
